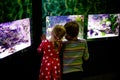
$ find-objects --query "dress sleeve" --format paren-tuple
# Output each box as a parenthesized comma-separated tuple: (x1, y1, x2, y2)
(37, 40, 44, 53)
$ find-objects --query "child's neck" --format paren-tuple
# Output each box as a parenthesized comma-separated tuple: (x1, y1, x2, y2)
(49, 37, 57, 42)
(50, 35, 61, 42)
(67, 37, 78, 41)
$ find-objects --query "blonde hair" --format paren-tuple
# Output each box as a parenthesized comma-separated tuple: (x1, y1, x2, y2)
(52, 25, 66, 40)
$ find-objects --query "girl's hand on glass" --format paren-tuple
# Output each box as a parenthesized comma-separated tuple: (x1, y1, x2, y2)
(41, 34, 46, 40)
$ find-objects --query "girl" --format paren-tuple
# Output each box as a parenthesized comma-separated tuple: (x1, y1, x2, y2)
(37, 25, 66, 80)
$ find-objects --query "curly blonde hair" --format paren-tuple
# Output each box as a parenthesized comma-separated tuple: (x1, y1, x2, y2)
(52, 25, 66, 40)
(51, 25, 66, 49)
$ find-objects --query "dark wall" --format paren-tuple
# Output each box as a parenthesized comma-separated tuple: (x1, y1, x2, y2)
(84, 38, 119, 76)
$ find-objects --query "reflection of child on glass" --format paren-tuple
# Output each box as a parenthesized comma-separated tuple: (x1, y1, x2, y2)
(37, 25, 66, 80)
(61, 21, 89, 80)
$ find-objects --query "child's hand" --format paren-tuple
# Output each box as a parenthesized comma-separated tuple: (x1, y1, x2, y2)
(41, 34, 46, 40)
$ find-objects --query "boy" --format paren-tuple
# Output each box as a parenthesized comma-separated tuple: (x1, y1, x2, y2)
(62, 21, 89, 80)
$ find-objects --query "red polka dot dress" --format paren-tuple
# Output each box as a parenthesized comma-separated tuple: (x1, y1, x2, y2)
(37, 39, 62, 80)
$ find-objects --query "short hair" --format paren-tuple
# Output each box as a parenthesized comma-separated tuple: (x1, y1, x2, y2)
(64, 21, 79, 37)
(52, 25, 66, 40)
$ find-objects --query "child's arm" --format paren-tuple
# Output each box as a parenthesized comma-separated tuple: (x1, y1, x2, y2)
(37, 34, 46, 53)
(37, 45, 42, 53)
(83, 41, 89, 61)
(37, 40, 44, 53)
